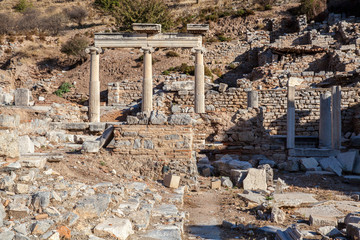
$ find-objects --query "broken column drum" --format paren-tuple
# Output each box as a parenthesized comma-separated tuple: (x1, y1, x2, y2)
(247, 91, 259, 108)
(86, 47, 102, 123)
(141, 47, 154, 113)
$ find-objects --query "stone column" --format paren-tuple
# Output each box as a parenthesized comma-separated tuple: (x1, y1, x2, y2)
(247, 91, 259, 108)
(287, 84, 295, 149)
(86, 47, 102, 122)
(140, 47, 154, 113)
(193, 47, 206, 113)
(319, 91, 332, 148)
(332, 86, 342, 149)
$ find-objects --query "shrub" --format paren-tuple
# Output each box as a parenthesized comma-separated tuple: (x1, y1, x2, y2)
(162, 70, 170, 75)
(39, 13, 66, 36)
(54, 82, 74, 97)
(64, 6, 88, 26)
(94, 0, 120, 11)
(112, 0, 174, 31)
(216, 34, 232, 42)
(0, 14, 14, 35)
(60, 35, 89, 60)
(300, 0, 327, 21)
(14, 0, 33, 13)
(234, 9, 255, 18)
(166, 51, 179, 58)
(17, 9, 40, 33)
(212, 67, 222, 77)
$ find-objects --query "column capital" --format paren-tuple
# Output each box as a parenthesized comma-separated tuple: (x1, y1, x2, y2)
(191, 47, 206, 54)
(85, 46, 103, 55)
(140, 47, 154, 53)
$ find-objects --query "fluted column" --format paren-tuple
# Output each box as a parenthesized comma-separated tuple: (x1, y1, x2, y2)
(193, 47, 206, 113)
(86, 47, 102, 122)
(140, 47, 154, 113)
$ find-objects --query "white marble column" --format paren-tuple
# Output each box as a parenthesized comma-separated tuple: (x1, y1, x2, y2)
(332, 86, 342, 149)
(86, 47, 102, 122)
(141, 47, 154, 113)
(319, 91, 332, 148)
(287, 84, 295, 149)
(193, 47, 206, 113)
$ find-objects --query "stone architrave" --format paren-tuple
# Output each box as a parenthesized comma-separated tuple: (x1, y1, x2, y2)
(331, 86, 341, 149)
(85, 47, 102, 122)
(287, 84, 295, 149)
(192, 47, 206, 113)
(140, 47, 154, 113)
(319, 91, 332, 148)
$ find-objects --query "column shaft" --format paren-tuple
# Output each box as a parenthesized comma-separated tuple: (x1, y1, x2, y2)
(319, 91, 332, 148)
(89, 50, 100, 122)
(247, 91, 259, 108)
(287, 85, 295, 149)
(142, 48, 153, 113)
(194, 48, 205, 113)
(332, 86, 342, 149)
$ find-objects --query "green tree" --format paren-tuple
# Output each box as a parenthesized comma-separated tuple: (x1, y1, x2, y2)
(14, 0, 33, 13)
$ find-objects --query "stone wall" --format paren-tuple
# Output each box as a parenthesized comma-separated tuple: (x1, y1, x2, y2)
(112, 125, 197, 185)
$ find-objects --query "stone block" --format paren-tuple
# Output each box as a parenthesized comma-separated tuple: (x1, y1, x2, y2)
(20, 158, 47, 169)
(258, 164, 273, 186)
(318, 226, 342, 237)
(221, 176, 233, 188)
(347, 223, 360, 240)
(243, 168, 267, 191)
(211, 179, 221, 189)
(310, 214, 338, 226)
(319, 157, 343, 176)
(94, 218, 134, 240)
(337, 150, 358, 172)
(0, 130, 19, 158)
(133, 23, 161, 33)
(14, 88, 30, 106)
(74, 194, 111, 219)
(19, 135, 35, 155)
(89, 123, 106, 132)
(163, 174, 180, 189)
(345, 213, 360, 225)
(230, 169, 248, 187)
(218, 83, 228, 93)
(0, 114, 20, 129)
(82, 141, 100, 153)
(300, 157, 319, 171)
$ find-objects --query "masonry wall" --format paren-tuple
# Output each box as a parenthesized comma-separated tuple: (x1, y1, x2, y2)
(112, 125, 197, 185)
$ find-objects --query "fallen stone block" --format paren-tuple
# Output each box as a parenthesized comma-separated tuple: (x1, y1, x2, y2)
(319, 157, 343, 176)
(274, 193, 318, 207)
(300, 157, 319, 171)
(337, 150, 358, 172)
(347, 223, 360, 240)
(214, 155, 252, 176)
(230, 169, 248, 187)
(297, 205, 344, 218)
(82, 141, 100, 153)
(74, 194, 111, 219)
(258, 164, 273, 186)
(271, 207, 286, 224)
(238, 191, 266, 205)
(15, 88, 30, 106)
(243, 168, 267, 191)
(0, 130, 19, 159)
(63, 123, 89, 131)
(345, 212, 360, 225)
(94, 217, 134, 240)
(221, 176, 233, 188)
(2, 161, 21, 171)
(211, 179, 221, 189)
(20, 157, 47, 169)
(99, 126, 114, 148)
(89, 123, 106, 132)
(310, 214, 338, 226)
(276, 225, 303, 240)
(19, 135, 35, 154)
(163, 174, 180, 189)
(0, 114, 20, 129)
(318, 226, 342, 237)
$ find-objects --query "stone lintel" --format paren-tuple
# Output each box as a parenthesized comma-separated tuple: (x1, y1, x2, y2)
(132, 23, 161, 34)
(94, 33, 202, 48)
(187, 24, 209, 34)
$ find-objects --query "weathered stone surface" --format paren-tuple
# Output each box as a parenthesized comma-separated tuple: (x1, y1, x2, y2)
(274, 193, 318, 207)
(94, 217, 134, 240)
(32, 192, 51, 211)
(337, 150, 358, 172)
(319, 157, 343, 176)
(31, 220, 54, 235)
(300, 157, 319, 171)
(297, 205, 345, 218)
(211, 179, 221, 189)
(99, 126, 114, 148)
(347, 223, 360, 240)
(89, 123, 106, 132)
(0, 175, 14, 191)
(3, 161, 21, 171)
(238, 191, 266, 205)
(19, 135, 35, 155)
(152, 204, 178, 217)
(82, 141, 100, 153)
(0, 202, 5, 227)
(310, 214, 338, 226)
(74, 194, 111, 219)
(19, 157, 47, 169)
(142, 225, 181, 240)
(168, 114, 192, 125)
(345, 212, 360, 225)
(0, 231, 15, 240)
(271, 207, 286, 224)
(15, 88, 30, 106)
(259, 159, 276, 168)
(243, 168, 267, 191)
(258, 164, 273, 186)
(214, 155, 252, 175)
(0, 114, 20, 129)
(318, 226, 342, 237)
(150, 111, 167, 125)
(230, 169, 248, 187)
(163, 174, 180, 189)
(221, 176, 233, 188)
(0, 130, 19, 158)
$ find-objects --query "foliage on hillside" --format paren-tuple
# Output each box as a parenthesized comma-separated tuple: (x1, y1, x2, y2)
(299, 0, 327, 21)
